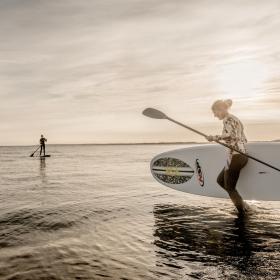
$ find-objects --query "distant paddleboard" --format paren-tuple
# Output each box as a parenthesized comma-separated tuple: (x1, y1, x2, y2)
(39, 155, 51, 158)
(151, 142, 280, 201)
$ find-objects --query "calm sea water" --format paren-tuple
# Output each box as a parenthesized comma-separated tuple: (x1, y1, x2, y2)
(0, 144, 280, 280)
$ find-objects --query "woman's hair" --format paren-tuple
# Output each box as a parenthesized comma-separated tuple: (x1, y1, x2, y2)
(211, 99, 232, 111)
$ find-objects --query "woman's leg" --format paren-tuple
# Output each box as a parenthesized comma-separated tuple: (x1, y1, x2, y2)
(217, 168, 225, 188)
(217, 166, 246, 212)
(224, 154, 248, 213)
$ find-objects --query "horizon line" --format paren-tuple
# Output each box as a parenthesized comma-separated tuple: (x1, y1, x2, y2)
(0, 140, 278, 147)
(0, 141, 204, 147)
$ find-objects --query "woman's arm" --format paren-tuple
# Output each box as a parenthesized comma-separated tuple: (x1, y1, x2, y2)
(206, 118, 238, 142)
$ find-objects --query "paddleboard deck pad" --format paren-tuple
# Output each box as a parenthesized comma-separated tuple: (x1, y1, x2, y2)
(151, 142, 280, 201)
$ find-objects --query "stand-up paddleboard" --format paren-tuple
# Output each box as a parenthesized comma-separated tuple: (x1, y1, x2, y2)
(151, 142, 280, 201)
(39, 155, 51, 158)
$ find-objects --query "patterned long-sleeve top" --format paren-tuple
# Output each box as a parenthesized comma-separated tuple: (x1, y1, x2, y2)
(216, 114, 247, 154)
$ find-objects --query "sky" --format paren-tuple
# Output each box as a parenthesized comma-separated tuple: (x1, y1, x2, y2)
(0, 0, 280, 145)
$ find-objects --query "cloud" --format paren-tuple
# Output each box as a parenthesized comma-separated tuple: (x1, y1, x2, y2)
(0, 0, 280, 144)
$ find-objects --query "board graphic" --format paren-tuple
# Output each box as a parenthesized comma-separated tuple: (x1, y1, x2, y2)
(152, 157, 194, 185)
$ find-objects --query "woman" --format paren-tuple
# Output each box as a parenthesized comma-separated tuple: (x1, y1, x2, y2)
(207, 99, 249, 214)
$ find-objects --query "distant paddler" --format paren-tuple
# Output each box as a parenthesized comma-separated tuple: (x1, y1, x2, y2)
(40, 134, 47, 157)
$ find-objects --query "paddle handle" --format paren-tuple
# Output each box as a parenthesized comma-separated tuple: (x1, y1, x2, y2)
(167, 117, 280, 172)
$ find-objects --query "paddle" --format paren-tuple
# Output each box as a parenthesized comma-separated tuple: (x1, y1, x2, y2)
(30, 146, 40, 157)
(142, 108, 280, 172)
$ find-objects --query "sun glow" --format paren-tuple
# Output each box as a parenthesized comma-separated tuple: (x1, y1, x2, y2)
(217, 60, 269, 100)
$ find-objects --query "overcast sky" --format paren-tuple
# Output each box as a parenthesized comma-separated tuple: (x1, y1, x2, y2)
(0, 0, 280, 145)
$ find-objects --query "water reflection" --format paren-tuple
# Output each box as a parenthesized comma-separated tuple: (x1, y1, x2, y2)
(153, 204, 280, 278)
(39, 158, 47, 183)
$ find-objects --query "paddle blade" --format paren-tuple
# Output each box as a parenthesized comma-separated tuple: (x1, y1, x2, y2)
(142, 108, 167, 119)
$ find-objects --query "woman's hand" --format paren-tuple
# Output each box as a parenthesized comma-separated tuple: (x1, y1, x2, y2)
(206, 135, 214, 142)
(206, 135, 219, 142)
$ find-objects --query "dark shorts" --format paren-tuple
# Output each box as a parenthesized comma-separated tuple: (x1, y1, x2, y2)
(217, 154, 248, 192)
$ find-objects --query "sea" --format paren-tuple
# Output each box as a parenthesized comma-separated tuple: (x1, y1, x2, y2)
(0, 144, 279, 280)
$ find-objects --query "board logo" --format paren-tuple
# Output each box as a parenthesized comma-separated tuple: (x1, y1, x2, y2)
(195, 159, 204, 187)
(165, 167, 179, 176)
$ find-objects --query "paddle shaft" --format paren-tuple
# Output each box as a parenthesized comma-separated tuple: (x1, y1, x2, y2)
(30, 145, 40, 157)
(167, 117, 280, 172)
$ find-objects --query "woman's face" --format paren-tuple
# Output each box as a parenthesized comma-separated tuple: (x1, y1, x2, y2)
(212, 108, 227, 120)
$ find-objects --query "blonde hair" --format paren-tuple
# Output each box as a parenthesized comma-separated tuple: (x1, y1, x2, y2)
(211, 99, 232, 111)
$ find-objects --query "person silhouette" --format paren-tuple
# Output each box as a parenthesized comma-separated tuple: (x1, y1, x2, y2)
(40, 134, 47, 156)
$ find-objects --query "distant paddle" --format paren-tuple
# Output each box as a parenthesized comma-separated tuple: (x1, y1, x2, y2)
(30, 146, 40, 157)
(143, 107, 280, 172)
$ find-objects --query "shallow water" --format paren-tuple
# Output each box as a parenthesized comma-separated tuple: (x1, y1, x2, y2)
(0, 144, 279, 280)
